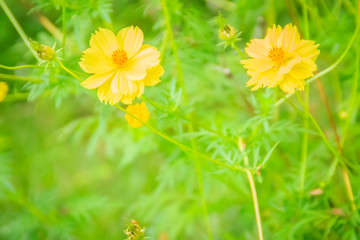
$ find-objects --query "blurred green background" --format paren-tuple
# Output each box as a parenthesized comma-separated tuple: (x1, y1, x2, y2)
(0, 0, 360, 239)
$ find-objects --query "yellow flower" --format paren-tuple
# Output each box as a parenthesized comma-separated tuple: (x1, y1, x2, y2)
(241, 24, 320, 93)
(124, 102, 149, 128)
(0, 82, 9, 102)
(80, 27, 163, 105)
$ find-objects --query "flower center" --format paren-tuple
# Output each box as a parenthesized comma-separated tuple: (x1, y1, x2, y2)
(112, 49, 128, 67)
(268, 47, 284, 65)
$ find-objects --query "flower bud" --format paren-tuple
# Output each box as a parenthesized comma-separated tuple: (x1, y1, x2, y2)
(0, 82, 9, 102)
(29, 39, 55, 61)
(218, 25, 236, 41)
(124, 219, 145, 240)
(338, 110, 348, 120)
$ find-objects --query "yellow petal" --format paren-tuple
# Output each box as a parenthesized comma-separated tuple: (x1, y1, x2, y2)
(124, 45, 160, 81)
(241, 58, 274, 72)
(121, 26, 144, 58)
(143, 65, 164, 86)
(245, 39, 272, 59)
(81, 71, 116, 89)
(90, 28, 119, 56)
(97, 78, 122, 105)
(265, 25, 283, 47)
(80, 48, 115, 74)
(0, 82, 9, 102)
(124, 102, 149, 128)
(295, 40, 320, 61)
(279, 76, 304, 93)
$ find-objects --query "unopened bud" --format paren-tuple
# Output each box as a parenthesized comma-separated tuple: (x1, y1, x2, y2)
(218, 25, 236, 41)
(0, 82, 9, 102)
(29, 39, 56, 61)
(338, 110, 348, 120)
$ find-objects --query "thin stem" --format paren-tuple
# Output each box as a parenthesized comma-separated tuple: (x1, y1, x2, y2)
(142, 95, 237, 144)
(55, 58, 82, 82)
(295, 93, 345, 167)
(238, 138, 263, 240)
(275, 24, 360, 107)
(0, 64, 44, 70)
(161, 1, 212, 236)
(233, 45, 247, 59)
(0, 0, 39, 60)
(245, 169, 263, 240)
(299, 0, 309, 197)
(55, 59, 243, 173)
(342, 168, 356, 211)
(115, 104, 243, 173)
(0, 73, 42, 83)
(160, 0, 187, 103)
(299, 86, 309, 196)
(341, 34, 360, 146)
(62, 0, 66, 59)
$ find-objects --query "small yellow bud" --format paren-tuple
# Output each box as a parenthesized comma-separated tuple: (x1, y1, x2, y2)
(218, 25, 236, 41)
(338, 110, 348, 120)
(29, 39, 56, 61)
(0, 82, 9, 102)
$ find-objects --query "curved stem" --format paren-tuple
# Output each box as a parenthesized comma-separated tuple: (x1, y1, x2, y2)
(0, 64, 44, 70)
(0, 73, 42, 83)
(245, 169, 263, 240)
(55, 58, 82, 82)
(0, 0, 39, 61)
(234, 44, 247, 59)
(295, 93, 347, 168)
(239, 139, 263, 240)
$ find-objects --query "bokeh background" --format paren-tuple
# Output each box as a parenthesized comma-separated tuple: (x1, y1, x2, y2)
(0, 0, 360, 239)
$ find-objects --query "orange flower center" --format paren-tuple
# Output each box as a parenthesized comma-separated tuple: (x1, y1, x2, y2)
(112, 49, 128, 67)
(268, 47, 284, 65)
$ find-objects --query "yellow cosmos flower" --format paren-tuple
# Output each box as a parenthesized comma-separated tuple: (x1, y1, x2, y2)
(241, 24, 320, 93)
(125, 102, 150, 128)
(80, 27, 163, 105)
(0, 82, 9, 102)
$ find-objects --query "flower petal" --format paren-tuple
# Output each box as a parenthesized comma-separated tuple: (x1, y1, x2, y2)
(81, 71, 116, 89)
(122, 26, 144, 58)
(124, 45, 160, 81)
(295, 40, 320, 61)
(97, 79, 122, 105)
(143, 65, 164, 86)
(245, 39, 272, 59)
(90, 28, 119, 56)
(80, 48, 116, 74)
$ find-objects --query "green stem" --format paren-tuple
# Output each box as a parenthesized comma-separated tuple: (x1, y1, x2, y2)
(341, 35, 359, 146)
(239, 139, 263, 240)
(299, 0, 309, 197)
(62, 0, 66, 58)
(0, 0, 39, 60)
(0, 73, 42, 83)
(55, 58, 82, 82)
(160, 0, 187, 103)
(234, 44, 247, 59)
(161, 1, 212, 236)
(295, 93, 345, 166)
(299, 86, 309, 196)
(276, 24, 360, 107)
(115, 105, 243, 172)
(245, 169, 263, 240)
(142, 95, 237, 144)
(55, 59, 243, 173)
(0, 64, 44, 70)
